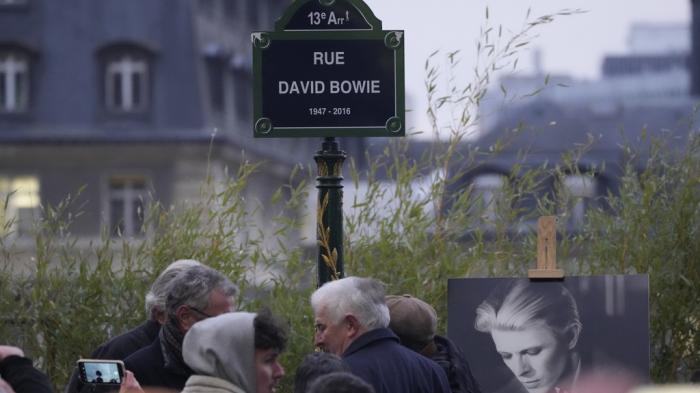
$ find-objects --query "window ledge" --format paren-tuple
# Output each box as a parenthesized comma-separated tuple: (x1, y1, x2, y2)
(97, 110, 151, 123)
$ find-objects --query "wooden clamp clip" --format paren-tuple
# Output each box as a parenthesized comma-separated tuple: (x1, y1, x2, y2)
(528, 216, 564, 279)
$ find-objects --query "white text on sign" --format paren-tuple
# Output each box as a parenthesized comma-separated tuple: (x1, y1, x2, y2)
(314, 51, 344, 65)
(307, 11, 350, 26)
(278, 80, 380, 95)
(277, 50, 381, 95)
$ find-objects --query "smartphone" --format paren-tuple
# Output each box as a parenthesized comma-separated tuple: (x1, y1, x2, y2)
(77, 359, 125, 385)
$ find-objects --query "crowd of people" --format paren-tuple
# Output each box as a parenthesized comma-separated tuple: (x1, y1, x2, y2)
(0, 260, 480, 393)
(1, 260, 697, 393)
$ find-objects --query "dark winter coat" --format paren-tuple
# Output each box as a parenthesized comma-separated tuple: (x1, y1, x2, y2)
(342, 327, 451, 393)
(64, 320, 160, 393)
(123, 336, 191, 391)
(0, 355, 54, 393)
(430, 335, 482, 393)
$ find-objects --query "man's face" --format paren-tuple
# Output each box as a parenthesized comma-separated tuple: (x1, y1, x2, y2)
(255, 348, 284, 393)
(491, 325, 569, 393)
(203, 288, 236, 316)
(179, 288, 235, 332)
(313, 306, 352, 356)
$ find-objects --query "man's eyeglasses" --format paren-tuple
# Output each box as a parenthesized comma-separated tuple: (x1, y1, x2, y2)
(188, 305, 214, 319)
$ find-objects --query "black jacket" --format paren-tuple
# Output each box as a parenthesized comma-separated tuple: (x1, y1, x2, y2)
(123, 336, 191, 391)
(430, 335, 482, 393)
(343, 328, 451, 393)
(0, 355, 54, 393)
(64, 320, 160, 393)
(90, 320, 161, 360)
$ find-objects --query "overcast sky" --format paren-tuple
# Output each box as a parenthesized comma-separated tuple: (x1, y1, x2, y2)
(361, 0, 690, 136)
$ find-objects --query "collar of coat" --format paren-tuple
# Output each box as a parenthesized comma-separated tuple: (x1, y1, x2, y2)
(342, 327, 400, 357)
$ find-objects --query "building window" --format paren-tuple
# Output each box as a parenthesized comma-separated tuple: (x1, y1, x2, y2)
(233, 69, 251, 121)
(561, 174, 597, 227)
(471, 173, 506, 224)
(206, 58, 225, 113)
(223, 0, 237, 21)
(247, 1, 259, 26)
(109, 176, 147, 237)
(0, 51, 29, 113)
(199, 0, 216, 17)
(0, 175, 40, 237)
(104, 54, 149, 113)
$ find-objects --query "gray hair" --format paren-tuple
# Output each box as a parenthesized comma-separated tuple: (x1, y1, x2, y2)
(310, 277, 389, 330)
(144, 259, 202, 319)
(165, 264, 239, 323)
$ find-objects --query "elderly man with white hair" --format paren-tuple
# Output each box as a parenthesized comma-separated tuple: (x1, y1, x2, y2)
(310, 276, 450, 393)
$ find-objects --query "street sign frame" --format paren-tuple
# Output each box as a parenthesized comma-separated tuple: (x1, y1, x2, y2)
(252, 0, 405, 138)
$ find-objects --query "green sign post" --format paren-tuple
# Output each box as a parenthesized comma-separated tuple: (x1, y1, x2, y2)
(252, 0, 405, 285)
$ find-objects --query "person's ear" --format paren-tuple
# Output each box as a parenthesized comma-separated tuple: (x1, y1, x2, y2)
(565, 324, 581, 349)
(344, 315, 361, 338)
(175, 305, 196, 332)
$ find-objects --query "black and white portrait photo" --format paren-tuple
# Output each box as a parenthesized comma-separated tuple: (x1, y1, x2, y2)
(447, 275, 649, 393)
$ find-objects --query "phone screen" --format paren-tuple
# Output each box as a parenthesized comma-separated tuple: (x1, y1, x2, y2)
(78, 360, 124, 385)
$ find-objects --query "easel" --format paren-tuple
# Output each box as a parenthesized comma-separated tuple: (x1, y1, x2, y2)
(528, 216, 564, 279)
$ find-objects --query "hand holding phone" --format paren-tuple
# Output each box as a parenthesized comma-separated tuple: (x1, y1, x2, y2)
(118, 370, 144, 393)
(77, 359, 125, 385)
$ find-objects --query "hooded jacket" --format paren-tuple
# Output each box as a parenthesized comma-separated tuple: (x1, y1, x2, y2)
(182, 312, 257, 393)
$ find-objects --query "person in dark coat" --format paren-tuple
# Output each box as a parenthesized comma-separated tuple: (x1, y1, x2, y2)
(310, 277, 450, 393)
(431, 335, 482, 393)
(64, 259, 202, 393)
(124, 264, 238, 391)
(386, 294, 482, 393)
(0, 345, 53, 393)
